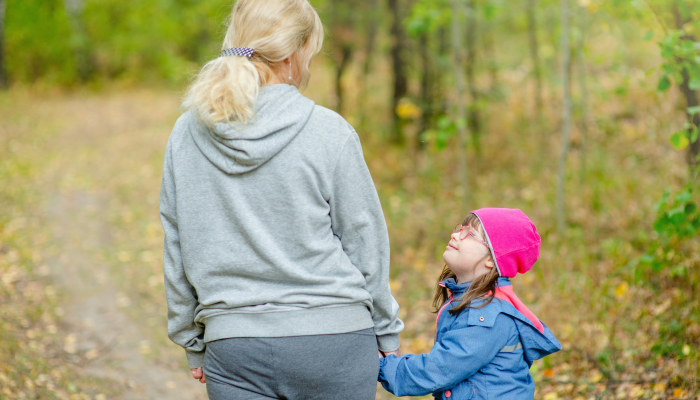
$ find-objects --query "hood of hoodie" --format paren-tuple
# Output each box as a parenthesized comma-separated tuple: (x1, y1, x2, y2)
(189, 84, 316, 175)
(471, 208, 541, 278)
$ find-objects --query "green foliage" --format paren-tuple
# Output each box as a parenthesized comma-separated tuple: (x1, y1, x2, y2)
(4, 0, 228, 86)
(636, 184, 700, 279)
(669, 121, 699, 149)
(419, 116, 466, 150)
(657, 29, 700, 93)
(405, 0, 450, 38)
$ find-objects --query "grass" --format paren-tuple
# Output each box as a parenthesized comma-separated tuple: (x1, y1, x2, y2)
(0, 90, 124, 399)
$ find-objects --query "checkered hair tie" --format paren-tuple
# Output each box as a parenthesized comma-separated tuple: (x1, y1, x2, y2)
(220, 47, 254, 58)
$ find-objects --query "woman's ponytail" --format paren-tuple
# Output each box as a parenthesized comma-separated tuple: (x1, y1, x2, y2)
(182, 0, 323, 126)
(183, 55, 260, 125)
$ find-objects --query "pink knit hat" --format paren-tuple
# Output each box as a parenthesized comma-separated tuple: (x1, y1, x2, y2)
(470, 208, 541, 278)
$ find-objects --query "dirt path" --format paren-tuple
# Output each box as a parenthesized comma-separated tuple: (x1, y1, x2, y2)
(45, 189, 208, 400)
(27, 90, 209, 400)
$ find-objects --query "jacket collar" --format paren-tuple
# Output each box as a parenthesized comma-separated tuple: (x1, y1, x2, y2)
(439, 276, 511, 296)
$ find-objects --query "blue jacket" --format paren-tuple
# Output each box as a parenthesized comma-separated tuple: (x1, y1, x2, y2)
(378, 278, 561, 399)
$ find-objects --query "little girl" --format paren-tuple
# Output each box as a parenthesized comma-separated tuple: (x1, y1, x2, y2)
(378, 208, 561, 399)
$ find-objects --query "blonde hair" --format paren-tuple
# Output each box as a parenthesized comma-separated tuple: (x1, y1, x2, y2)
(182, 0, 324, 125)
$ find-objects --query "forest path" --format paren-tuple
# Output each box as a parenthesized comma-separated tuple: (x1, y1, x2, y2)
(45, 189, 207, 400)
(29, 90, 209, 400)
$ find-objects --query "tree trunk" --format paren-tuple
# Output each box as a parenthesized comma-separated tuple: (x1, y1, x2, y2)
(576, 6, 589, 183)
(483, 28, 499, 93)
(358, 0, 379, 131)
(556, 0, 572, 235)
(63, 0, 93, 82)
(389, 0, 407, 144)
(673, 8, 700, 172)
(418, 32, 431, 150)
(438, 26, 450, 117)
(451, 0, 469, 208)
(680, 68, 700, 171)
(334, 45, 353, 115)
(0, 0, 7, 89)
(465, 0, 480, 157)
(526, 0, 542, 116)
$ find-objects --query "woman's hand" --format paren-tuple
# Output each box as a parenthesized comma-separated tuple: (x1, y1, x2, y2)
(378, 348, 403, 358)
(384, 348, 402, 357)
(190, 367, 206, 383)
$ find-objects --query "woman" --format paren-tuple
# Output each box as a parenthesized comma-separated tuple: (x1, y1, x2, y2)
(159, 0, 403, 399)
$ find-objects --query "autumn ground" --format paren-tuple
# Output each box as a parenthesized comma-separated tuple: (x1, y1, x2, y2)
(0, 90, 209, 399)
(0, 52, 699, 400)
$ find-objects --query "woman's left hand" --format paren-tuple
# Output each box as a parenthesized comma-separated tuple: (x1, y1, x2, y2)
(190, 367, 206, 383)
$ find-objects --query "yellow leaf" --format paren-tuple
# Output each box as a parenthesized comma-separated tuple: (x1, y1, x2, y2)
(614, 281, 628, 299)
(653, 382, 666, 392)
(590, 372, 603, 383)
(139, 340, 151, 355)
(673, 388, 682, 397)
(396, 98, 422, 120)
(389, 280, 402, 292)
(682, 344, 690, 355)
(543, 392, 558, 400)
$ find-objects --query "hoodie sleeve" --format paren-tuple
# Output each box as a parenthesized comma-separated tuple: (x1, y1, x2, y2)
(160, 140, 207, 369)
(329, 130, 404, 351)
(378, 314, 512, 397)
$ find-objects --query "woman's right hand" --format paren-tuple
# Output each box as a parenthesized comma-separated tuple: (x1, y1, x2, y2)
(191, 367, 206, 383)
(378, 348, 402, 358)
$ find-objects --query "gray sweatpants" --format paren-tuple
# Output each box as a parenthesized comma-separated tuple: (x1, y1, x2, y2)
(203, 328, 379, 400)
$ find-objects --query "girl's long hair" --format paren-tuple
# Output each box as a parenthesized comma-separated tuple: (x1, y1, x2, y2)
(182, 0, 324, 125)
(432, 214, 500, 315)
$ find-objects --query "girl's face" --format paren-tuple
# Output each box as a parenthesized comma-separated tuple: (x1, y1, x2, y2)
(442, 225, 494, 283)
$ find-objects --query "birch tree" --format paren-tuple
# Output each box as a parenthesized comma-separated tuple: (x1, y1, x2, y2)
(576, 6, 590, 183)
(451, 0, 470, 208)
(465, 0, 481, 156)
(556, 0, 572, 235)
(527, 0, 542, 116)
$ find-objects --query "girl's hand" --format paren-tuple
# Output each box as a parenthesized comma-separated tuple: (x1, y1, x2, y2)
(190, 367, 206, 383)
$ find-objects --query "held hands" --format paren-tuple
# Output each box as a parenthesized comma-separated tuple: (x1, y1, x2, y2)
(378, 348, 402, 358)
(190, 367, 206, 384)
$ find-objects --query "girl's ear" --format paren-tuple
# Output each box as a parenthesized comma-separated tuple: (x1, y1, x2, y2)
(484, 258, 495, 269)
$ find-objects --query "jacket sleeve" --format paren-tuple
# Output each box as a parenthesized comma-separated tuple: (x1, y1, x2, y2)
(160, 141, 206, 369)
(378, 314, 512, 397)
(329, 130, 404, 351)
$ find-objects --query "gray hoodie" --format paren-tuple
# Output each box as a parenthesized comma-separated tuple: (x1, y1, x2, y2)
(160, 84, 404, 369)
